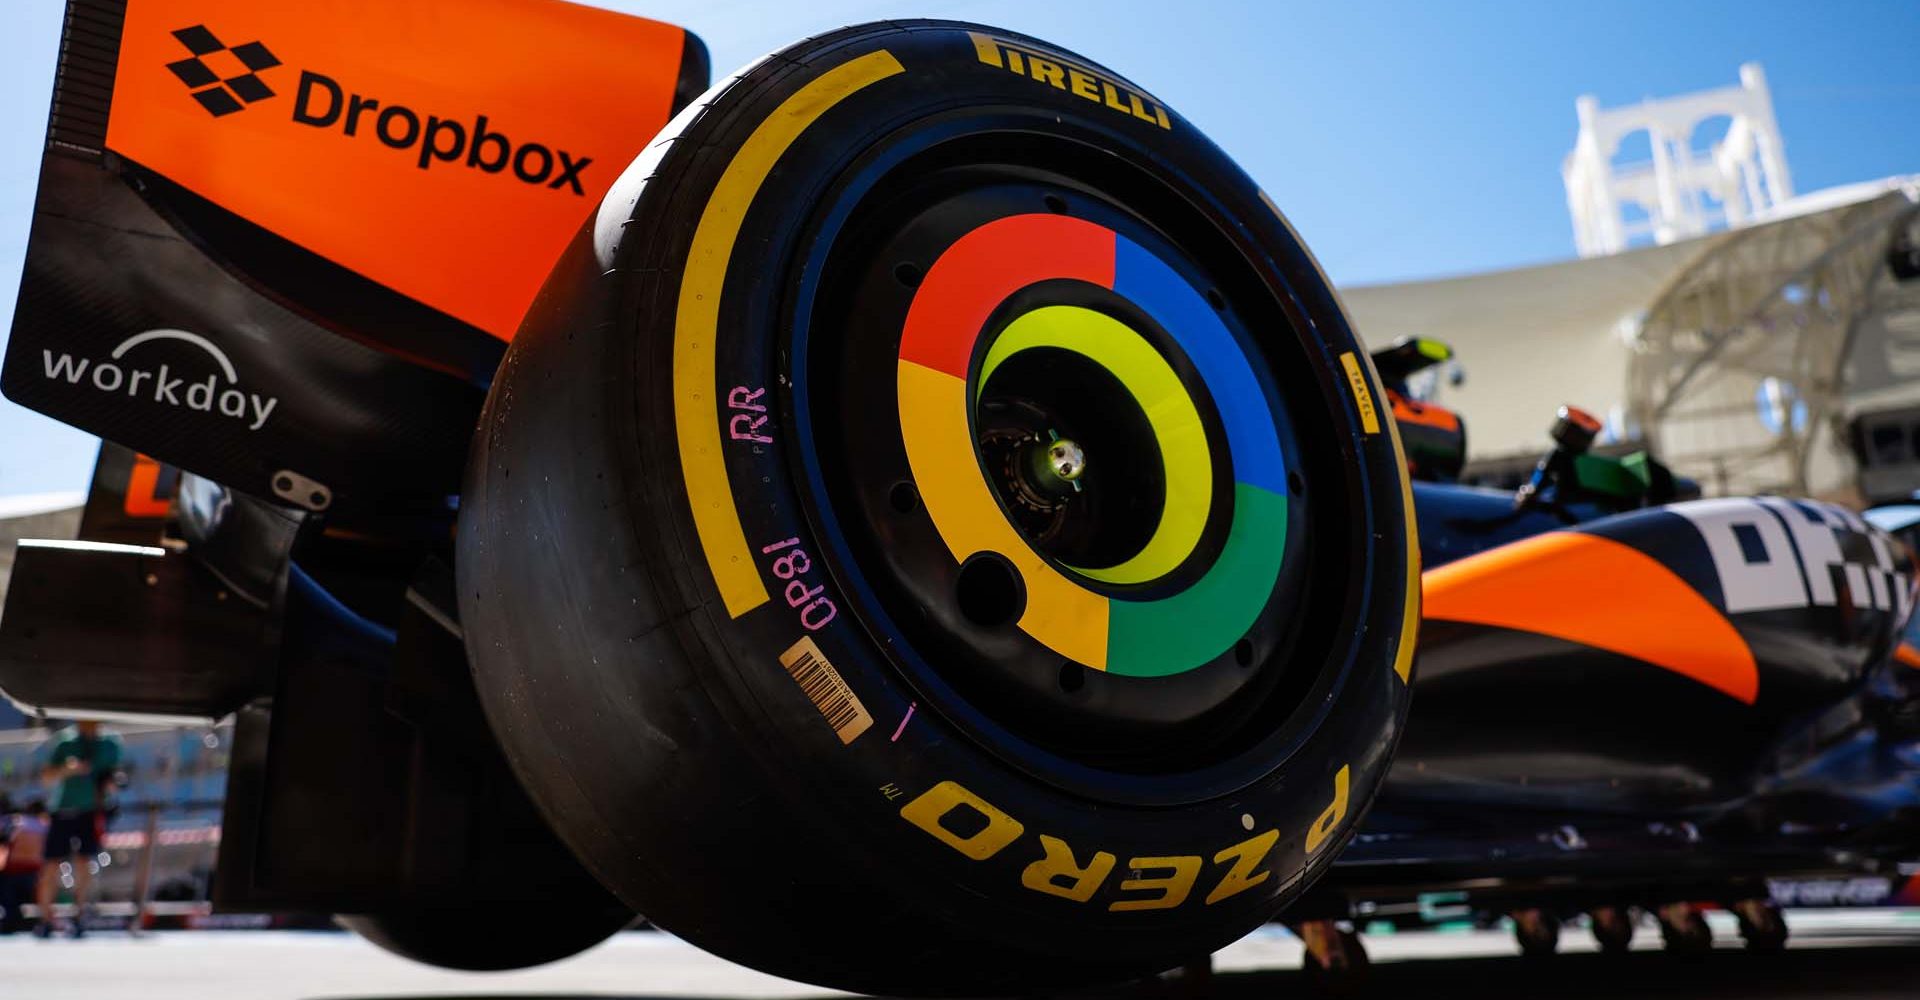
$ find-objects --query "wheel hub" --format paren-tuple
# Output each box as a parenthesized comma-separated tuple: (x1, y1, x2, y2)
(796, 152, 1330, 788)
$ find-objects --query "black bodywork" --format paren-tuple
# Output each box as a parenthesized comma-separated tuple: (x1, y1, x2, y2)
(1308, 368, 1920, 916)
(0, 0, 700, 921)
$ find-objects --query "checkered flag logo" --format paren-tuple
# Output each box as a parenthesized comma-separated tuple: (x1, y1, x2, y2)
(165, 25, 281, 117)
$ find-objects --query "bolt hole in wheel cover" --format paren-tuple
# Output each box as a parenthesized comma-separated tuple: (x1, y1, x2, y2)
(897, 213, 1289, 676)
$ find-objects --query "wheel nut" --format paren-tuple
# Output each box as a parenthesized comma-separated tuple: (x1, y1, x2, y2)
(1047, 438, 1086, 482)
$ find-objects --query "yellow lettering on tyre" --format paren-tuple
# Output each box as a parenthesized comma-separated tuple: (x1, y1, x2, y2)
(1109, 856, 1202, 912)
(1021, 834, 1117, 903)
(1304, 765, 1352, 855)
(1338, 352, 1380, 435)
(967, 31, 1172, 130)
(902, 763, 1354, 908)
(899, 780, 1025, 861)
(1204, 828, 1280, 905)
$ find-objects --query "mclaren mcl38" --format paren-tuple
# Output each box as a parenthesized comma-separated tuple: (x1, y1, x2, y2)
(0, 2, 1913, 995)
(1293, 339, 1920, 971)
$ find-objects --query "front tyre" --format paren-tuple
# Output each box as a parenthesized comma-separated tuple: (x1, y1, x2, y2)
(459, 20, 1417, 996)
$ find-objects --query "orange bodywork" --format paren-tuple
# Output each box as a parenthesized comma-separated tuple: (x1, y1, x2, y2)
(122, 454, 173, 518)
(108, 0, 691, 339)
(1387, 389, 1461, 433)
(1423, 531, 1759, 704)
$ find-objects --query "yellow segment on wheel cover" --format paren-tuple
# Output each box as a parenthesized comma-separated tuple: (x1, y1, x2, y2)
(899, 361, 1110, 666)
(977, 306, 1212, 585)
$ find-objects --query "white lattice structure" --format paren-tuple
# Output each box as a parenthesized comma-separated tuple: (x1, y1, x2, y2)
(1627, 186, 1920, 498)
(1345, 180, 1920, 499)
(1564, 64, 1794, 257)
(1340, 64, 1920, 503)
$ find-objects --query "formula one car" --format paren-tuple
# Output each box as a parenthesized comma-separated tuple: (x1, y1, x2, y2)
(1, 4, 1413, 993)
(0, 2, 1911, 996)
(1294, 340, 1920, 969)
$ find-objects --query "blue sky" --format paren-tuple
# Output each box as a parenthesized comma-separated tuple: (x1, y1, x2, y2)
(1, 0, 1917, 495)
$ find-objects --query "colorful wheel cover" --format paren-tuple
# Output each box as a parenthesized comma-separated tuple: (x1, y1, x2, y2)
(896, 213, 1291, 677)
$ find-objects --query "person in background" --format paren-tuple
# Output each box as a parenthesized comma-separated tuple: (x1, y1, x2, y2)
(34, 721, 123, 939)
(1, 799, 49, 933)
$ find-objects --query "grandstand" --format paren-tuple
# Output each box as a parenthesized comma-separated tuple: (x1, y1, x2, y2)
(1343, 65, 1920, 501)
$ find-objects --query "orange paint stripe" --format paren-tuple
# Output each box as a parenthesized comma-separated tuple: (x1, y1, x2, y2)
(1423, 531, 1758, 703)
(1896, 642, 1920, 670)
(1389, 391, 1461, 433)
(123, 455, 171, 519)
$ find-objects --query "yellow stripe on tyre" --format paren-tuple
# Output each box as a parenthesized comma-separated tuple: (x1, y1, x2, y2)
(672, 51, 907, 618)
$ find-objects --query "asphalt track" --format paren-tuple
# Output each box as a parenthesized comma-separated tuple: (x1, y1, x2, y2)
(4, 910, 1919, 999)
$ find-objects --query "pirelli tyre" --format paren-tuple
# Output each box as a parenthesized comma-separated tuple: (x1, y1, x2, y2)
(459, 20, 1417, 996)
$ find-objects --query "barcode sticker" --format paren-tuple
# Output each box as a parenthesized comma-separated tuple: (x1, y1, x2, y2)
(778, 636, 873, 745)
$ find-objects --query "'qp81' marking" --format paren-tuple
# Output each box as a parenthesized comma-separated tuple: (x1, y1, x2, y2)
(761, 537, 836, 631)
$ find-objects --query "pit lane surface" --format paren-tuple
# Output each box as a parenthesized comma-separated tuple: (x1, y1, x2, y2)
(5, 911, 1919, 999)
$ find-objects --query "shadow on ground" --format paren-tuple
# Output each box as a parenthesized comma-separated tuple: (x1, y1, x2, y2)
(313, 940, 1920, 1000)
(1195, 943, 1920, 999)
